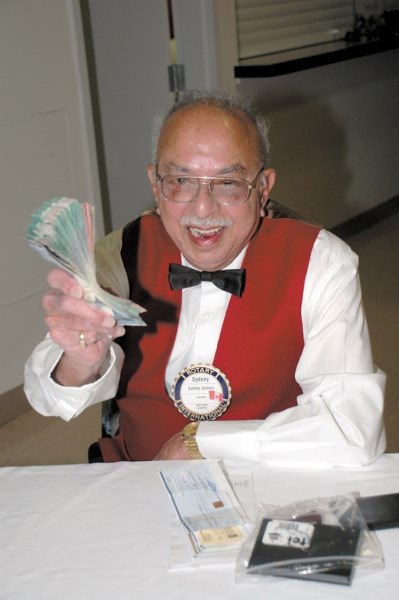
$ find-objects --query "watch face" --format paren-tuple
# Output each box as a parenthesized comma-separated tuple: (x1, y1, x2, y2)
(171, 363, 231, 420)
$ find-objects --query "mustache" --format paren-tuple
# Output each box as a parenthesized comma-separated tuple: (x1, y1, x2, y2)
(180, 214, 233, 228)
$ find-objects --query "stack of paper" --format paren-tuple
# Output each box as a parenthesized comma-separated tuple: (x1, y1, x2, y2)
(160, 461, 252, 556)
(26, 196, 146, 326)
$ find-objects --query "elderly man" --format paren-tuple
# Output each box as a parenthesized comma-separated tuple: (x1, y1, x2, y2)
(24, 90, 386, 466)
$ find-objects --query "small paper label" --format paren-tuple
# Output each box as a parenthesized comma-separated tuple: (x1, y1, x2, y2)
(195, 525, 247, 550)
(262, 519, 314, 550)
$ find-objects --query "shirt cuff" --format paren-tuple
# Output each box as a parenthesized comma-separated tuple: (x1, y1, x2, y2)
(196, 420, 262, 463)
(24, 337, 124, 421)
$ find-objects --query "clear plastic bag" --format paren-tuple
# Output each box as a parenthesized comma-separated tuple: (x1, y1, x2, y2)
(236, 493, 384, 586)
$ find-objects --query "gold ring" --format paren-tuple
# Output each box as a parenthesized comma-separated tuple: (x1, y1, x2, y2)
(79, 331, 86, 349)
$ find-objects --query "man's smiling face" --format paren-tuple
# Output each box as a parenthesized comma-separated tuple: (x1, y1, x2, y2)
(147, 105, 275, 271)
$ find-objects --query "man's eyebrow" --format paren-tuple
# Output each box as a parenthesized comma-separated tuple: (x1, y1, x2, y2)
(162, 162, 190, 174)
(217, 164, 248, 176)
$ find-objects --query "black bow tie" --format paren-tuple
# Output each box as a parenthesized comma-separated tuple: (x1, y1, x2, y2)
(169, 263, 245, 297)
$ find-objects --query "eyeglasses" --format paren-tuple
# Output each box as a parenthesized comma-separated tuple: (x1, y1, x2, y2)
(155, 166, 264, 206)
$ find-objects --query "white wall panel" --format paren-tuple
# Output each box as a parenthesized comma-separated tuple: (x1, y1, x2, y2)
(0, 0, 102, 393)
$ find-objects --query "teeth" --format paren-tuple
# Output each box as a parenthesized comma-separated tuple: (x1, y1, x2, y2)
(190, 227, 222, 238)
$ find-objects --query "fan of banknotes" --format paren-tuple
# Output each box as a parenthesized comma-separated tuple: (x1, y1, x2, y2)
(26, 196, 146, 326)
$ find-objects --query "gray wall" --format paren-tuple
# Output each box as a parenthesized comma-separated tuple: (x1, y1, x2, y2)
(88, 1, 399, 231)
(0, 0, 102, 394)
(237, 49, 399, 228)
(87, 0, 173, 230)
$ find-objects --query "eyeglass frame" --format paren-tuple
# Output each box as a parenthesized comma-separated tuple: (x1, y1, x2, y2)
(155, 165, 265, 206)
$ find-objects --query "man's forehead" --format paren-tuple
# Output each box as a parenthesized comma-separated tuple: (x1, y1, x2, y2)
(155, 105, 260, 174)
(158, 108, 256, 154)
(162, 104, 254, 134)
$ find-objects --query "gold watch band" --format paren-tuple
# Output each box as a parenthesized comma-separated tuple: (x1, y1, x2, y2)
(181, 421, 204, 459)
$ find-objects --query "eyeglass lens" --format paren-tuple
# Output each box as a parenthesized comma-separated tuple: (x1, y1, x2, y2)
(161, 176, 250, 205)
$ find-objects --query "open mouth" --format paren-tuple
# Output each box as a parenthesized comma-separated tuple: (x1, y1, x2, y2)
(189, 226, 223, 239)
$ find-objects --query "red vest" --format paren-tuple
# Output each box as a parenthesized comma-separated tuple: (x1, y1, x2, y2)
(99, 215, 320, 461)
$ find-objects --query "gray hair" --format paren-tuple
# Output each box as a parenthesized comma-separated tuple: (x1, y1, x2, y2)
(150, 89, 270, 166)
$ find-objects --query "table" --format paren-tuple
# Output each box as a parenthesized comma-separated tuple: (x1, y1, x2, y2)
(1, 454, 399, 599)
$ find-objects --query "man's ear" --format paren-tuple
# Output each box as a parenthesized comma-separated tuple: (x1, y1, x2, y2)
(260, 168, 276, 211)
(147, 164, 158, 200)
(147, 164, 161, 214)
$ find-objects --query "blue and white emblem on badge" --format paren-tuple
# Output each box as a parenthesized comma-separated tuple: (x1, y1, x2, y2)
(171, 363, 231, 420)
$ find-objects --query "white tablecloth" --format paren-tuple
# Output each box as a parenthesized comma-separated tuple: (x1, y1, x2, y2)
(1, 454, 399, 599)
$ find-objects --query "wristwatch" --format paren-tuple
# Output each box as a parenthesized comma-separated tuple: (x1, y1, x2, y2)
(181, 421, 204, 459)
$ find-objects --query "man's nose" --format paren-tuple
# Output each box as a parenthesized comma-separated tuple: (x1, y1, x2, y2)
(191, 181, 217, 214)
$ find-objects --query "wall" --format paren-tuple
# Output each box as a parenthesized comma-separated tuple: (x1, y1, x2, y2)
(0, 0, 102, 395)
(236, 49, 399, 228)
(87, 0, 226, 231)
(86, 0, 173, 230)
(89, 0, 399, 231)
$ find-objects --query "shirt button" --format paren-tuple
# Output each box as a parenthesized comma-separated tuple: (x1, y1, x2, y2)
(203, 310, 217, 320)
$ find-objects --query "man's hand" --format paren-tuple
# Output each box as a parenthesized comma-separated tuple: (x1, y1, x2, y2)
(43, 269, 125, 386)
(153, 432, 191, 460)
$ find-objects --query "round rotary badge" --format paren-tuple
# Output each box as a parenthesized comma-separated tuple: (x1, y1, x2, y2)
(171, 363, 231, 420)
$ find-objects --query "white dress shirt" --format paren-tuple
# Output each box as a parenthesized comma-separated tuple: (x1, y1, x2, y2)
(24, 228, 386, 467)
